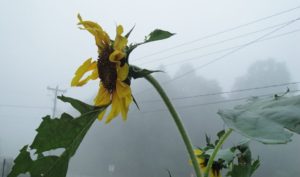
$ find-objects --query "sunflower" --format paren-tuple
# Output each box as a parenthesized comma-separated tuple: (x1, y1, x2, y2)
(194, 149, 223, 177)
(71, 14, 132, 123)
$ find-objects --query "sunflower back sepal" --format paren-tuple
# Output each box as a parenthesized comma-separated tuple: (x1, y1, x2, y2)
(125, 25, 136, 38)
(129, 65, 163, 79)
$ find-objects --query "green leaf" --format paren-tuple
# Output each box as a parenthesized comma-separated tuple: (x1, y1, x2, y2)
(250, 158, 260, 175)
(217, 130, 225, 139)
(218, 95, 300, 144)
(228, 144, 260, 177)
(230, 164, 252, 177)
(58, 95, 94, 114)
(205, 148, 235, 163)
(8, 96, 107, 177)
(125, 29, 174, 55)
(8, 146, 32, 177)
(205, 134, 211, 145)
(9, 146, 68, 177)
(129, 65, 162, 79)
(144, 29, 175, 43)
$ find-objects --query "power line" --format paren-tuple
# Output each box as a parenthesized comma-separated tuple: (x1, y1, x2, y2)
(133, 5, 300, 61)
(0, 104, 51, 110)
(137, 19, 297, 66)
(135, 17, 300, 95)
(163, 17, 300, 83)
(139, 81, 300, 103)
(134, 89, 300, 114)
(164, 28, 300, 67)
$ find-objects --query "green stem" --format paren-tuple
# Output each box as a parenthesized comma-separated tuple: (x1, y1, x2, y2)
(144, 74, 202, 177)
(204, 129, 233, 177)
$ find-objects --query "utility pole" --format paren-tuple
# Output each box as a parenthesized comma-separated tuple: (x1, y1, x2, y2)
(47, 86, 66, 118)
(1, 158, 5, 177)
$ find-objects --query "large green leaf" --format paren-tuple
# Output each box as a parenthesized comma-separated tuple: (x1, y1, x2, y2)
(8, 96, 107, 177)
(205, 148, 235, 163)
(144, 29, 175, 43)
(218, 95, 300, 144)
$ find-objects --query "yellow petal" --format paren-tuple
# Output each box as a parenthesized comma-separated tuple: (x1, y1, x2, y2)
(125, 94, 133, 108)
(98, 109, 106, 121)
(94, 84, 111, 106)
(194, 149, 203, 156)
(109, 50, 126, 63)
(116, 81, 132, 120)
(117, 64, 129, 81)
(116, 80, 131, 98)
(116, 25, 124, 35)
(114, 37, 127, 51)
(77, 14, 110, 49)
(89, 67, 99, 80)
(105, 93, 121, 123)
(71, 58, 97, 86)
(117, 97, 126, 120)
(114, 25, 128, 51)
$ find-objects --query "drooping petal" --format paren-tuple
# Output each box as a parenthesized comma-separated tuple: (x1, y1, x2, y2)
(115, 81, 132, 120)
(94, 84, 111, 106)
(119, 97, 127, 120)
(77, 14, 110, 50)
(105, 93, 121, 123)
(89, 67, 99, 80)
(71, 58, 98, 86)
(117, 64, 129, 81)
(97, 109, 106, 121)
(114, 25, 128, 51)
(116, 80, 131, 98)
(117, 25, 123, 35)
(125, 93, 133, 108)
(109, 50, 126, 63)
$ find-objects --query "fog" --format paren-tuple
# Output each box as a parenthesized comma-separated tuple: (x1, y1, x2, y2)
(62, 59, 300, 177)
(1, 0, 300, 177)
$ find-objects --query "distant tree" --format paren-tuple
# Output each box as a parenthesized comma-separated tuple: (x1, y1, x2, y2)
(229, 58, 300, 177)
(230, 58, 297, 99)
(68, 64, 225, 177)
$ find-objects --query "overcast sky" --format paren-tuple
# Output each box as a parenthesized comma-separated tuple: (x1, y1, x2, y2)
(0, 0, 300, 158)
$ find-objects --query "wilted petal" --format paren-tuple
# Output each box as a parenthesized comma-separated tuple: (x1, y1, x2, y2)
(77, 14, 110, 49)
(71, 58, 97, 86)
(117, 64, 129, 81)
(97, 109, 106, 121)
(109, 50, 126, 63)
(114, 25, 128, 51)
(105, 93, 121, 123)
(116, 80, 131, 98)
(94, 84, 111, 106)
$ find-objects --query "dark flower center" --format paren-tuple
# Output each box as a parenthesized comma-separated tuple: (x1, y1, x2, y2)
(202, 158, 223, 176)
(98, 49, 117, 93)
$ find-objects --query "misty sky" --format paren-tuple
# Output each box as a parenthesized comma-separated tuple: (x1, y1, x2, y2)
(1, 0, 300, 176)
